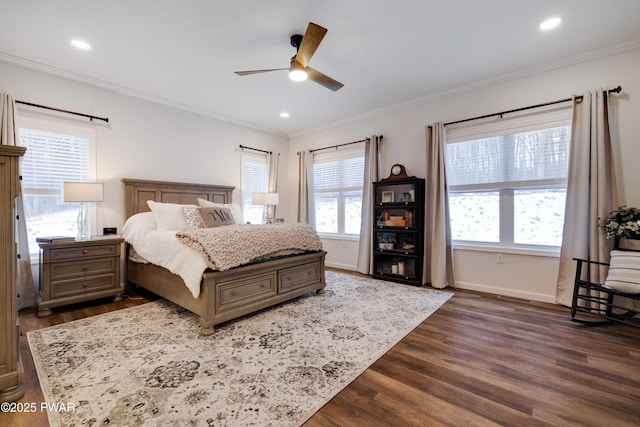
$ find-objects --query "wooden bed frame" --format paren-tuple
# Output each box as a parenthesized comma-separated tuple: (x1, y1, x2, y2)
(122, 178, 326, 335)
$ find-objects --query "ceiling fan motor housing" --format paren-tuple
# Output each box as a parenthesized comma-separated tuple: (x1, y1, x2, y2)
(290, 34, 303, 50)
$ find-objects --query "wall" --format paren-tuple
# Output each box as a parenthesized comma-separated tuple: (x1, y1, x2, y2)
(0, 61, 289, 233)
(287, 48, 640, 303)
(3, 48, 639, 304)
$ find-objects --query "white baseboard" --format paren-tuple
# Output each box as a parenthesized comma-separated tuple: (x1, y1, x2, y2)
(325, 261, 357, 271)
(453, 281, 557, 304)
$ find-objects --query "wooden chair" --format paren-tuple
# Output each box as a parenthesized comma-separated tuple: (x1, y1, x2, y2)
(569, 237, 640, 327)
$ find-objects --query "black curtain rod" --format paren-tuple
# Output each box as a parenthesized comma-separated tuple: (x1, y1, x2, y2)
(308, 135, 383, 154)
(440, 86, 622, 127)
(16, 100, 109, 123)
(239, 144, 272, 154)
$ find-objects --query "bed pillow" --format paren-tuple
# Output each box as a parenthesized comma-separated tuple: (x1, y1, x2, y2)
(182, 206, 203, 228)
(197, 207, 236, 228)
(197, 198, 244, 224)
(147, 200, 197, 231)
(122, 212, 157, 242)
(604, 250, 640, 293)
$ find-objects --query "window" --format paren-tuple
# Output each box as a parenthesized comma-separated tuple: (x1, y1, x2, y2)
(18, 113, 96, 256)
(312, 145, 364, 235)
(445, 109, 571, 247)
(241, 152, 268, 224)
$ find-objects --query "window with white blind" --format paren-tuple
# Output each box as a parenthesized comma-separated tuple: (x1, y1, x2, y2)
(241, 152, 268, 224)
(445, 108, 571, 247)
(18, 114, 96, 255)
(312, 145, 365, 235)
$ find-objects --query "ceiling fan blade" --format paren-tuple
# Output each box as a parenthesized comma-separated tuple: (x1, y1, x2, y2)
(234, 68, 288, 76)
(295, 22, 327, 68)
(307, 67, 344, 92)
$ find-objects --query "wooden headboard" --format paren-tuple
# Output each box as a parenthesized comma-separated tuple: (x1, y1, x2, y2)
(122, 178, 235, 218)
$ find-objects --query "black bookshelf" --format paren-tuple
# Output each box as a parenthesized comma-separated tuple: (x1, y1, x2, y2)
(372, 177, 425, 286)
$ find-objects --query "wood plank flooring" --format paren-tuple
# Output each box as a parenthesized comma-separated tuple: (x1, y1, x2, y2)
(3, 271, 639, 427)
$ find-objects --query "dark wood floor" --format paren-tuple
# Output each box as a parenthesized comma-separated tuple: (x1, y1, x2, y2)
(3, 272, 640, 427)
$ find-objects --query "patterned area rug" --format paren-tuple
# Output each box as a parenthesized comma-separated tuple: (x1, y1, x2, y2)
(28, 271, 452, 426)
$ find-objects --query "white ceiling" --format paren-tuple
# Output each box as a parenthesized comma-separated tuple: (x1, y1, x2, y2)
(2, 0, 640, 136)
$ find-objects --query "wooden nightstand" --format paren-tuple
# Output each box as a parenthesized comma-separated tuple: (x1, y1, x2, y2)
(37, 237, 124, 317)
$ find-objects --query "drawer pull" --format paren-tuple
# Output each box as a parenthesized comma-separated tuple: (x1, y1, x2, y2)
(230, 290, 237, 297)
(82, 266, 88, 271)
(82, 282, 88, 288)
(82, 249, 88, 254)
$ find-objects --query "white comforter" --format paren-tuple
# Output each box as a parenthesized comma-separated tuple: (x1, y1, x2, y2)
(123, 213, 208, 298)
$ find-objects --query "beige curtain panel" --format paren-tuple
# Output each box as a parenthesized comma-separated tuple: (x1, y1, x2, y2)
(555, 88, 618, 307)
(356, 135, 381, 275)
(424, 123, 454, 288)
(1, 92, 37, 310)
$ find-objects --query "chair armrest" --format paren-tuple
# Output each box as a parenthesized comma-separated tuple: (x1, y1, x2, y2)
(572, 257, 610, 267)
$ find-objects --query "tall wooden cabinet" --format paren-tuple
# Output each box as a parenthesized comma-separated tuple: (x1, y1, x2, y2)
(372, 176, 425, 286)
(0, 145, 25, 402)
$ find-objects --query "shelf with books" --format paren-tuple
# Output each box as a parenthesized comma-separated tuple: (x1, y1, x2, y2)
(372, 177, 424, 286)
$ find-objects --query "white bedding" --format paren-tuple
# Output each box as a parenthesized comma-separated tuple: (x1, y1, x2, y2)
(122, 213, 207, 298)
(122, 212, 324, 300)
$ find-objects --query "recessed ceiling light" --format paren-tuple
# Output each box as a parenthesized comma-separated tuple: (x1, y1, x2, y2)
(280, 112, 290, 118)
(540, 17, 562, 31)
(71, 39, 91, 50)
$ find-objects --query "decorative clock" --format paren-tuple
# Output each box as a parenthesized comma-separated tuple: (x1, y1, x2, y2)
(385, 163, 409, 180)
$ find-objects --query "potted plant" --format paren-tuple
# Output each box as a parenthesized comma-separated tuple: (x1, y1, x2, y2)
(599, 205, 640, 239)
(378, 233, 396, 250)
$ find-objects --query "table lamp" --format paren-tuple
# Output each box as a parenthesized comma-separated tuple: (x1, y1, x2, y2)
(252, 192, 279, 224)
(63, 182, 104, 240)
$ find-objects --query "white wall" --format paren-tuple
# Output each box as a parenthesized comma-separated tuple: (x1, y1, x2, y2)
(0, 61, 289, 233)
(3, 48, 639, 304)
(287, 48, 640, 303)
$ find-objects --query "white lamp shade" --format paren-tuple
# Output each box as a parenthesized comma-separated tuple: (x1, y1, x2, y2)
(252, 192, 279, 205)
(63, 182, 104, 202)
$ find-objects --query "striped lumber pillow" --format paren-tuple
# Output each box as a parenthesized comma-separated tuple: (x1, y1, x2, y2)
(604, 250, 640, 294)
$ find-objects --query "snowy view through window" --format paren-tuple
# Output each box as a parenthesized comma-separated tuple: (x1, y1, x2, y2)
(448, 189, 566, 246)
(20, 127, 90, 254)
(447, 125, 570, 247)
(313, 151, 364, 235)
(314, 194, 362, 234)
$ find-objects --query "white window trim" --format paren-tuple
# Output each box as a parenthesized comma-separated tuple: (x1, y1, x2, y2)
(312, 144, 365, 236)
(240, 151, 269, 224)
(17, 110, 98, 259)
(446, 106, 572, 250)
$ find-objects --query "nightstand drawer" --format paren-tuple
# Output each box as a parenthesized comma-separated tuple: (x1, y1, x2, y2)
(47, 244, 119, 262)
(51, 275, 117, 298)
(50, 258, 117, 281)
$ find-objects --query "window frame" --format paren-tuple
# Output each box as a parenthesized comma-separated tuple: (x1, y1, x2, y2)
(240, 151, 269, 224)
(445, 107, 572, 250)
(312, 144, 365, 237)
(17, 111, 97, 258)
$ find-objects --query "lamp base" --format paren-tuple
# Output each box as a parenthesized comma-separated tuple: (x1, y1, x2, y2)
(76, 203, 89, 240)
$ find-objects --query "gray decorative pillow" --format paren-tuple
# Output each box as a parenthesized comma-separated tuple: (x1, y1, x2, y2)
(182, 206, 202, 228)
(197, 207, 235, 228)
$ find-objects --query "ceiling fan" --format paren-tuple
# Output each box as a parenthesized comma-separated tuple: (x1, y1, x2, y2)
(234, 22, 344, 92)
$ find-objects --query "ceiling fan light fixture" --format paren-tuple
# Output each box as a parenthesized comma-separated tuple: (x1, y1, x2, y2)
(289, 68, 308, 81)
